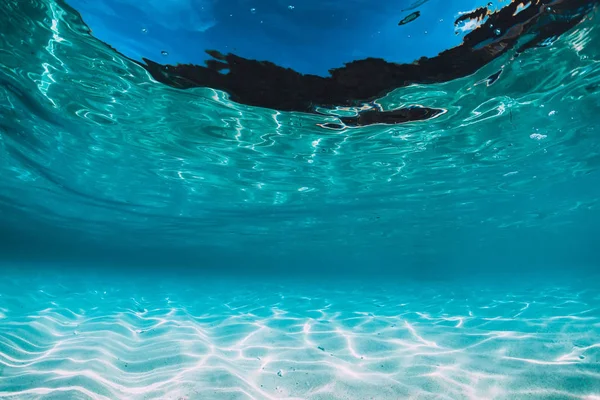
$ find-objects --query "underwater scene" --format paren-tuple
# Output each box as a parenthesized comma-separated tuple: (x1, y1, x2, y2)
(1, 0, 600, 398)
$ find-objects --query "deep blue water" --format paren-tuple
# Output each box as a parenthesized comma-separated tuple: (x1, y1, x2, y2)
(1, 0, 600, 398)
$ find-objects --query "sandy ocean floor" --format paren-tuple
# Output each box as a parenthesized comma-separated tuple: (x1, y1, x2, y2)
(0, 270, 599, 399)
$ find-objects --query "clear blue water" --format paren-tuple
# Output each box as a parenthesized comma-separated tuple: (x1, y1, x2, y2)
(1, 271, 600, 399)
(1, 0, 600, 398)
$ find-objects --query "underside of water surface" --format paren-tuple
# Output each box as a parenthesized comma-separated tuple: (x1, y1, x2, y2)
(1, 0, 600, 398)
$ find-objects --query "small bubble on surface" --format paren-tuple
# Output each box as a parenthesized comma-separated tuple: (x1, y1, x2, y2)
(161, 50, 168, 56)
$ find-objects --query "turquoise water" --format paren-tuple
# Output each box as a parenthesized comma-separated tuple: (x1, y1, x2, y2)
(1, 271, 600, 399)
(1, 0, 600, 398)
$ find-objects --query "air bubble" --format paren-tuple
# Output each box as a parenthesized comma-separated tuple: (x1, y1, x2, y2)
(288, 5, 295, 10)
(530, 133, 547, 140)
(161, 50, 168, 56)
(141, 28, 147, 33)
(494, 29, 501, 36)
(250, 8, 256, 14)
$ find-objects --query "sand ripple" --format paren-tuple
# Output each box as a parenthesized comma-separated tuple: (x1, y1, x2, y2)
(0, 273, 599, 399)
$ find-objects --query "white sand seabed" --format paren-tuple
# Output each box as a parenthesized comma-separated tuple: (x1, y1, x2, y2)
(0, 273, 599, 399)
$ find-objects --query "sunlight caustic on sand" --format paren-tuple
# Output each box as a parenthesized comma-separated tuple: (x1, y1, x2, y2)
(0, 274, 599, 399)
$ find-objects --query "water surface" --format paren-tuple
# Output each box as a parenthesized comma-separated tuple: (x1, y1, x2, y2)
(0, 0, 599, 398)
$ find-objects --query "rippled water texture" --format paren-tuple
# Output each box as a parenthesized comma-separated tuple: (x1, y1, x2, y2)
(0, 0, 598, 270)
(1, 1, 600, 398)
(0, 273, 599, 400)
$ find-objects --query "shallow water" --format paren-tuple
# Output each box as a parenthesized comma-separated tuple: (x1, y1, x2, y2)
(1, 0, 599, 269)
(1, 272, 600, 399)
(1, 0, 600, 398)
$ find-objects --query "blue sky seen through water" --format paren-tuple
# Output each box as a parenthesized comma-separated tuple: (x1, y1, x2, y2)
(67, 0, 502, 75)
